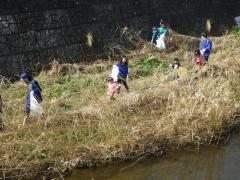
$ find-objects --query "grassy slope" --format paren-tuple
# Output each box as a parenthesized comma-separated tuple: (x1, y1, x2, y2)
(0, 32, 240, 178)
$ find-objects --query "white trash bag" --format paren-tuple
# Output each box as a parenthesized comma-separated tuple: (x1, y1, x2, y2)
(156, 34, 166, 50)
(110, 64, 119, 82)
(30, 91, 44, 116)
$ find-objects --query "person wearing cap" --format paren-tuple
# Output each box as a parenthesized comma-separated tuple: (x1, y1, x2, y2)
(199, 32, 212, 62)
(20, 73, 43, 124)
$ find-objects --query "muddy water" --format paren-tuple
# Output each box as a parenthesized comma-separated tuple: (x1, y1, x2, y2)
(66, 134, 240, 180)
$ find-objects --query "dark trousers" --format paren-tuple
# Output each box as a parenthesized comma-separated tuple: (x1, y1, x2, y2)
(117, 75, 129, 91)
(203, 52, 210, 61)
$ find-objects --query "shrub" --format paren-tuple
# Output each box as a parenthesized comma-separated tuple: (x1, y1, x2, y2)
(136, 56, 168, 76)
(232, 26, 240, 35)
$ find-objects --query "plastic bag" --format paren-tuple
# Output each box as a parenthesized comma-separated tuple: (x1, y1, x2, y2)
(110, 64, 119, 82)
(200, 49, 205, 56)
(30, 91, 44, 116)
(156, 34, 166, 49)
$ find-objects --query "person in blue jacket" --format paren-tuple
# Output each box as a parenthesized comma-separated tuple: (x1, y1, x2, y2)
(116, 57, 129, 92)
(199, 32, 212, 62)
(20, 72, 43, 119)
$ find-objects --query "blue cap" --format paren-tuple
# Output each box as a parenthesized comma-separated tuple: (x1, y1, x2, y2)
(20, 72, 29, 80)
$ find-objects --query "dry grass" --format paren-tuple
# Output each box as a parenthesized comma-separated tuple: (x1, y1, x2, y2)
(0, 31, 240, 179)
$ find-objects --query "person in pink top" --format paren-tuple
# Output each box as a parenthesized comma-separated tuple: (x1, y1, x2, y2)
(193, 49, 204, 67)
(108, 77, 119, 100)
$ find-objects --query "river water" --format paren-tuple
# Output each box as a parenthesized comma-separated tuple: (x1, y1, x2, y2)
(66, 133, 240, 180)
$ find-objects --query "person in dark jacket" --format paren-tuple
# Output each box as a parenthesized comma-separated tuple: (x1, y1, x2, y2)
(171, 58, 181, 80)
(199, 32, 212, 62)
(116, 57, 129, 92)
(20, 73, 43, 124)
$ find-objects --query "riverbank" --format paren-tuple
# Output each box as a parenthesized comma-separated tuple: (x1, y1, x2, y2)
(66, 131, 240, 180)
(0, 31, 240, 179)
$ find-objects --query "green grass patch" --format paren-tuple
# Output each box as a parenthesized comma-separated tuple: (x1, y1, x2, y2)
(231, 26, 240, 35)
(233, 83, 240, 103)
(136, 56, 168, 77)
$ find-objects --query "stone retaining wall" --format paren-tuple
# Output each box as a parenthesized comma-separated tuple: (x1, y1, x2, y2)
(0, 0, 239, 76)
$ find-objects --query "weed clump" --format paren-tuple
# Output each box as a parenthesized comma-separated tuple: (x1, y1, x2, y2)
(135, 56, 168, 77)
(232, 26, 240, 35)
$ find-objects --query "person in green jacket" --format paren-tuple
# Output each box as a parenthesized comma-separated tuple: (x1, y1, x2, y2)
(151, 23, 168, 44)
